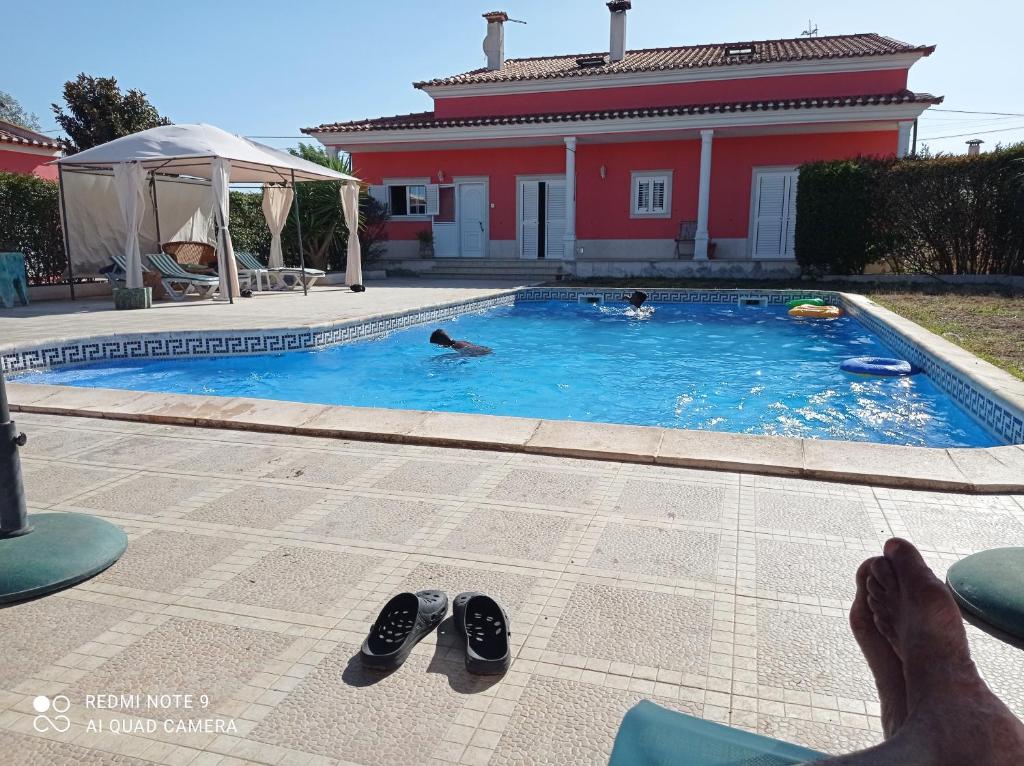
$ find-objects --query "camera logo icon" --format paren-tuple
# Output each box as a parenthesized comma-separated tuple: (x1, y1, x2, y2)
(32, 695, 71, 733)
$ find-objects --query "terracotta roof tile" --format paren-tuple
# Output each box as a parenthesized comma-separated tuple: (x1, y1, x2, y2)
(0, 121, 62, 150)
(304, 91, 941, 134)
(413, 33, 934, 88)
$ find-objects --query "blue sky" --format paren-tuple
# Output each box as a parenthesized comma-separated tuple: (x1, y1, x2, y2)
(5, 0, 1022, 156)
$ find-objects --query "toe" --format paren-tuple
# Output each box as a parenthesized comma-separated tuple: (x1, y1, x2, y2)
(884, 538, 937, 587)
(869, 556, 898, 593)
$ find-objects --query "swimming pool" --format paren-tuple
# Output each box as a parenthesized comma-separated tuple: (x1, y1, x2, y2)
(19, 299, 1000, 448)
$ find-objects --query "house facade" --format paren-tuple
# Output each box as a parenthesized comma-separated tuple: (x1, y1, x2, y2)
(0, 120, 61, 180)
(304, 4, 938, 277)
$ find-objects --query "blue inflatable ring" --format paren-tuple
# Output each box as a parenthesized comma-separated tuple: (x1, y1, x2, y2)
(841, 357, 916, 377)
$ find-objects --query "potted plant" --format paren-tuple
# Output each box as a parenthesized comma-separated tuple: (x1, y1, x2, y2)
(416, 229, 434, 258)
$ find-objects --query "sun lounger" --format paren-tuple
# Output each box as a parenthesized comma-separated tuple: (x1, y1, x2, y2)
(102, 254, 152, 290)
(610, 701, 827, 766)
(235, 251, 325, 290)
(145, 253, 220, 301)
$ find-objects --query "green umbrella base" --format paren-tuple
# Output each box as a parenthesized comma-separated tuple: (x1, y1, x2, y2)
(947, 547, 1024, 650)
(0, 513, 127, 604)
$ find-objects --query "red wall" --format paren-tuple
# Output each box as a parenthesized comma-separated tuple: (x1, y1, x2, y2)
(353, 145, 565, 241)
(0, 148, 58, 180)
(432, 69, 909, 119)
(354, 128, 898, 245)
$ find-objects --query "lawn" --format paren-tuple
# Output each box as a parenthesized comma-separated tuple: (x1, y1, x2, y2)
(553, 278, 1024, 381)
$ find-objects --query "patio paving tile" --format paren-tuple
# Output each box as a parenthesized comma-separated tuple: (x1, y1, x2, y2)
(547, 582, 713, 674)
(748, 490, 877, 538)
(250, 642, 469, 766)
(754, 539, 868, 602)
(889, 502, 1024, 552)
(20, 462, 126, 506)
(264, 449, 379, 486)
(0, 596, 132, 690)
(167, 442, 294, 477)
(588, 523, 720, 581)
(0, 731, 157, 766)
(757, 713, 879, 755)
(399, 561, 538, 613)
(757, 606, 878, 701)
(438, 506, 575, 563)
(487, 468, 604, 509)
(74, 474, 210, 516)
(209, 545, 383, 614)
(308, 494, 447, 544)
(374, 458, 491, 497)
(490, 675, 699, 766)
(63, 617, 295, 719)
(187, 484, 330, 529)
(610, 477, 729, 523)
(95, 529, 245, 592)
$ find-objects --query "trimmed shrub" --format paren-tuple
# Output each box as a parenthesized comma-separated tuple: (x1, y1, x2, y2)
(0, 172, 66, 284)
(881, 144, 1024, 275)
(795, 143, 1024, 276)
(794, 157, 892, 276)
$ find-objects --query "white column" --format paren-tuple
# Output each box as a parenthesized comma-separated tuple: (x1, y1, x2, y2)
(896, 121, 913, 158)
(325, 146, 340, 161)
(694, 129, 714, 261)
(563, 136, 577, 259)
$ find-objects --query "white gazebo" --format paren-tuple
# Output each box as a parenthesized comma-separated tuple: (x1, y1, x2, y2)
(54, 123, 362, 302)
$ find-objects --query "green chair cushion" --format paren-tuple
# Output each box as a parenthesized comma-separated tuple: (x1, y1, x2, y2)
(610, 701, 828, 765)
(947, 547, 1024, 642)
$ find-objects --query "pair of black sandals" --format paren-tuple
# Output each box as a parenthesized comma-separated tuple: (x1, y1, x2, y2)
(360, 590, 511, 675)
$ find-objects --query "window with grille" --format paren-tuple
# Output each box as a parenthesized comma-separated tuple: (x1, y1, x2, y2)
(631, 171, 672, 218)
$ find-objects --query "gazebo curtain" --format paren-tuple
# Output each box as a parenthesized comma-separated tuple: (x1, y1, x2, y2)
(112, 161, 147, 289)
(341, 182, 362, 286)
(212, 158, 241, 299)
(262, 185, 294, 269)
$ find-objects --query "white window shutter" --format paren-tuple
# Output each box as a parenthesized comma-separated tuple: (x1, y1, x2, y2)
(635, 179, 650, 214)
(651, 178, 666, 213)
(425, 184, 440, 216)
(368, 185, 389, 209)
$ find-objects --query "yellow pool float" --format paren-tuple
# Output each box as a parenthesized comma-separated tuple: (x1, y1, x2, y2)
(788, 304, 843, 319)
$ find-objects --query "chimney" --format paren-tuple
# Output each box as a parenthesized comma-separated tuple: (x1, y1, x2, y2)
(607, 0, 631, 63)
(483, 11, 509, 70)
(966, 139, 983, 157)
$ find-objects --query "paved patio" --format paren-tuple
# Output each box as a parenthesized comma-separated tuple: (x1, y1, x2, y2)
(0, 281, 520, 350)
(2, 412, 1023, 765)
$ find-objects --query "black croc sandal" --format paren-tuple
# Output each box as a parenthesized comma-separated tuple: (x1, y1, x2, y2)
(360, 590, 448, 670)
(453, 592, 511, 675)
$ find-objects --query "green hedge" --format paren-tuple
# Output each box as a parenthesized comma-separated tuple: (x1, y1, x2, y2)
(0, 172, 66, 284)
(795, 143, 1024, 276)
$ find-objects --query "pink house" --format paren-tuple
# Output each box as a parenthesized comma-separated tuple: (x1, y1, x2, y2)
(304, 4, 938, 277)
(0, 120, 61, 180)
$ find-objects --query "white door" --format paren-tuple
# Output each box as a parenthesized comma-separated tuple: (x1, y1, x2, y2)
(520, 179, 567, 259)
(458, 182, 486, 258)
(751, 170, 798, 259)
(545, 180, 566, 260)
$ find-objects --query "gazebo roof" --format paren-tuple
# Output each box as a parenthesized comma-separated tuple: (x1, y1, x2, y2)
(56, 123, 358, 184)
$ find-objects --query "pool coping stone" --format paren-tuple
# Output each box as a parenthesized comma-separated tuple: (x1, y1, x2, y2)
(7, 382, 1023, 493)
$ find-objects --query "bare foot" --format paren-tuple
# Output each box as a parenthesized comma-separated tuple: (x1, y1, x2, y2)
(850, 557, 907, 738)
(865, 538, 1024, 764)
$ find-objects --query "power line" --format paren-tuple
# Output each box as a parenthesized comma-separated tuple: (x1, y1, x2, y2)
(918, 124, 1024, 141)
(930, 108, 1024, 117)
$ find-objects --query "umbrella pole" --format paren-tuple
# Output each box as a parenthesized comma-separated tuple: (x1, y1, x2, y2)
(57, 165, 76, 301)
(291, 170, 308, 297)
(150, 171, 162, 246)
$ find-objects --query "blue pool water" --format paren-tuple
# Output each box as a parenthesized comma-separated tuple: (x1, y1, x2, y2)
(21, 301, 1000, 447)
